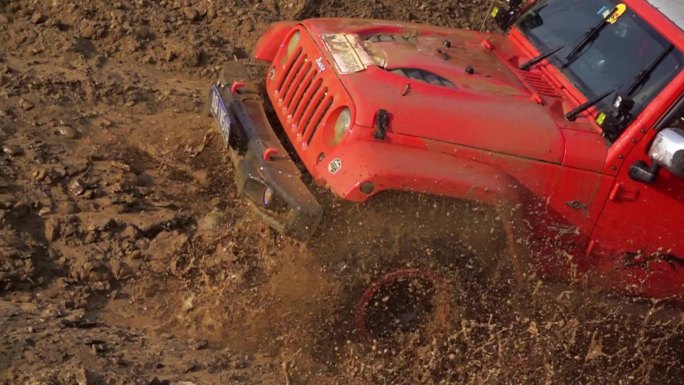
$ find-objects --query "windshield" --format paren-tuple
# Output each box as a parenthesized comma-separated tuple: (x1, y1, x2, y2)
(517, 0, 684, 136)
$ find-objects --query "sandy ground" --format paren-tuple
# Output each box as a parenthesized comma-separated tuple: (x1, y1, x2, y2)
(0, 1, 683, 384)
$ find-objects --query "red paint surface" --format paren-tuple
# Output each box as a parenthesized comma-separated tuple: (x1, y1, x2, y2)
(257, 2, 684, 303)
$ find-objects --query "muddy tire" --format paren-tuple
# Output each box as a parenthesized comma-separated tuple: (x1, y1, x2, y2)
(351, 239, 465, 343)
(307, 192, 512, 348)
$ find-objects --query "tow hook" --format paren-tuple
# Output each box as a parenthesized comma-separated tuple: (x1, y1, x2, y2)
(230, 81, 246, 94)
(262, 147, 278, 161)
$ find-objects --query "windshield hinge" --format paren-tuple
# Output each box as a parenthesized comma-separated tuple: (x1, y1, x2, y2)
(608, 183, 639, 202)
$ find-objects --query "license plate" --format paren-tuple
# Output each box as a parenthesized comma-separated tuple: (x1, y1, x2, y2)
(210, 85, 232, 142)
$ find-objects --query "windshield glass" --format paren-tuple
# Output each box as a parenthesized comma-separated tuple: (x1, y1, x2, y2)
(517, 0, 684, 135)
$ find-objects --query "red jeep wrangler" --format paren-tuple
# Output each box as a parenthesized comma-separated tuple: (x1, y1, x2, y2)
(209, 0, 684, 303)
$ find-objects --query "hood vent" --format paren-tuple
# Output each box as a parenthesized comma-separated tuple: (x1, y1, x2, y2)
(390, 68, 456, 89)
(366, 34, 415, 43)
(518, 71, 560, 98)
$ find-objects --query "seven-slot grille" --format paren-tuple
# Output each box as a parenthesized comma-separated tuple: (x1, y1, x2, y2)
(275, 46, 334, 145)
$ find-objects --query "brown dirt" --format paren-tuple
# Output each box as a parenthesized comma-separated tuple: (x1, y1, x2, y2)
(0, 1, 682, 384)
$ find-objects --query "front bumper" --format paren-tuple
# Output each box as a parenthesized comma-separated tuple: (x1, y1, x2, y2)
(209, 68, 322, 240)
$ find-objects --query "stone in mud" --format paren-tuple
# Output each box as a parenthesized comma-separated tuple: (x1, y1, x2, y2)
(63, 160, 89, 176)
(0, 194, 16, 209)
(70, 259, 111, 284)
(75, 367, 90, 385)
(142, 54, 157, 64)
(191, 339, 208, 350)
(17, 97, 33, 111)
(121, 225, 141, 240)
(182, 361, 200, 373)
(116, 209, 184, 234)
(55, 125, 77, 139)
(183, 48, 202, 67)
(87, 265, 110, 280)
(197, 210, 230, 234)
(56, 201, 78, 214)
(40, 305, 64, 319)
(182, 294, 195, 312)
(149, 378, 170, 385)
(2, 144, 23, 156)
(79, 20, 98, 39)
(12, 201, 29, 217)
(147, 230, 188, 273)
(183, 7, 200, 21)
(30, 12, 47, 24)
(109, 259, 131, 280)
(97, 118, 113, 129)
(69, 178, 87, 196)
(44, 217, 61, 242)
(0, 300, 19, 326)
(85, 339, 107, 353)
(165, 49, 177, 62)
(32, 168, 47, 183)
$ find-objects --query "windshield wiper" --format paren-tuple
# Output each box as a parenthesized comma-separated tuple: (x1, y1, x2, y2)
(566, 88, 615, 121)
(519, 44, 565, 71)
(520, 6, 619, 71)
(565, 5, 618, 62)
(566, 43, 675, 122)
(625, 44, 674, 96)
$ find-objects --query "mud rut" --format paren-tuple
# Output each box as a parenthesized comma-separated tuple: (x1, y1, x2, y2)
(0, 1, 683, 384)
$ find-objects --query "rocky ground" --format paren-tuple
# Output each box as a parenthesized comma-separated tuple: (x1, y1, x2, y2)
(0, 0, 683, 384)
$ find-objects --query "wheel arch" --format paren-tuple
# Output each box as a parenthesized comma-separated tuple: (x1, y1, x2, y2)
(320, 141, 523, 208)
(318, 141, 529, 271)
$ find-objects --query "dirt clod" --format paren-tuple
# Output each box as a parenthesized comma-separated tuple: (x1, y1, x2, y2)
(183, 7, 200, 21)
(2, 144, 23, 156)
(30, 12, 46, 24)
(55, 125, 77, 139)
(16, 98, 33, 111)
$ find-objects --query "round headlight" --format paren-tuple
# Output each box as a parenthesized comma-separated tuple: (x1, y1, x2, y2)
(286, 31, 300, 59)
(333, 108, 351, 145)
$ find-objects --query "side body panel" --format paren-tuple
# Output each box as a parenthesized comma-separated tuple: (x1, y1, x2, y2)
(589, 72, 684, 300)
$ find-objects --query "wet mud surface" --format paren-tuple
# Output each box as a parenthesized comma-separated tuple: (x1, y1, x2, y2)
(0, 1, 683, 384)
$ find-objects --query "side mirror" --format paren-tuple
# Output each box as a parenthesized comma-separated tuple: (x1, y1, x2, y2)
(649, 128, 684, 178)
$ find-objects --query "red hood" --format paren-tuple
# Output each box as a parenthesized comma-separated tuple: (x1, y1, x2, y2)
(303, 19, 570, 164)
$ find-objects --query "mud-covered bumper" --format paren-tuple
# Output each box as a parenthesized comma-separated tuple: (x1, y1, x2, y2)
(209, 78, 322, 240)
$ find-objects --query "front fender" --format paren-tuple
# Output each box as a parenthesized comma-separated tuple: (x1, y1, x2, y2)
(318, 141, 521, 207)
(253, 21, 299, 62)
